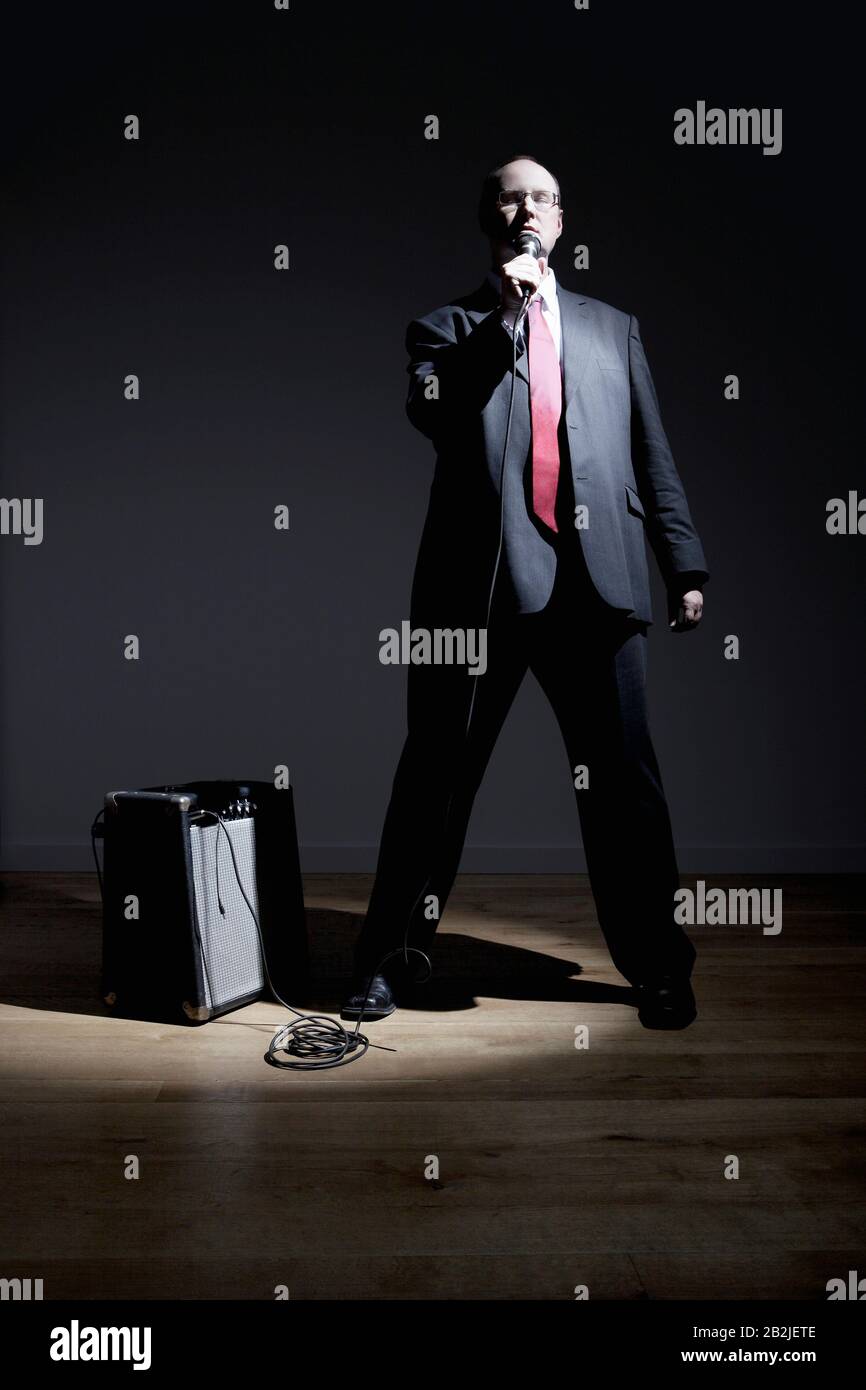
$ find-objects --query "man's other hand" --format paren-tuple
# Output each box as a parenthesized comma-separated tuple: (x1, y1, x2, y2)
(668, 589, 704, 631)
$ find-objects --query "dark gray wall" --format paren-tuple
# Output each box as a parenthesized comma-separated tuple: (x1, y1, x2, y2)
(2, 1, 863, 871)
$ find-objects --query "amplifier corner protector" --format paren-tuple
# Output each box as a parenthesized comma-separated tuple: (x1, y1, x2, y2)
(182, 1001, 210, 1022)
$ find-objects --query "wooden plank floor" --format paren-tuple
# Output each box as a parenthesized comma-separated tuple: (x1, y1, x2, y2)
(0, 871, 864, 1300)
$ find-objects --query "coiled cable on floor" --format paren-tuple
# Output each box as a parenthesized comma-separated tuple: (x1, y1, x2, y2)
(189, 809, 431, 1070)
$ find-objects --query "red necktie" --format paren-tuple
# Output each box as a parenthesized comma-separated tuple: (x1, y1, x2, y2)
(527, 296, 562, 532)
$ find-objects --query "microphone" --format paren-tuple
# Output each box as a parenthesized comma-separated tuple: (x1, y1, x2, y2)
(514, 230, 542, 299)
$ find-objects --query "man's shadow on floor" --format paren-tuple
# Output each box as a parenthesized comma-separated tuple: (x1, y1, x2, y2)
(0, 885, 635, 1019)
(302, 906, 637, 1014)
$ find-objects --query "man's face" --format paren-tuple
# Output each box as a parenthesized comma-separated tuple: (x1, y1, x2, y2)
(488, 158, 563, 270)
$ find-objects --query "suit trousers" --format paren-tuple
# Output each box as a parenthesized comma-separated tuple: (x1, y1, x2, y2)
(353, 539, 697, 989)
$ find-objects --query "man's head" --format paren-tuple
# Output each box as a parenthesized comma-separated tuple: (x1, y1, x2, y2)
(478, 153, 564, 270)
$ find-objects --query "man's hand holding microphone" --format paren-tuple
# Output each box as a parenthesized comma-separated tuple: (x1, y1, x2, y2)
(499, 232, 544, 331)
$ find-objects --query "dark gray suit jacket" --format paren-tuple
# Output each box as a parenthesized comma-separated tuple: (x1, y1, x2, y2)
(405, 272, 709, 627)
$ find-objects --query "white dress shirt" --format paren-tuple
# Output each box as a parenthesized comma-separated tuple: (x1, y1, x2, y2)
(485, 262, 562, 362)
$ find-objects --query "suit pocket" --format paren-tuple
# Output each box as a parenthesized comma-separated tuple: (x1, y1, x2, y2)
(595, 356, 628, 374)
(624, 484, 646, 520)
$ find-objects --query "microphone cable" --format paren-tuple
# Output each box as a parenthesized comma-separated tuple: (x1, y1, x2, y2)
(188, 808, 397, 1069)
(252, 274, 528, 1064)
(349, 257, 536, 1030)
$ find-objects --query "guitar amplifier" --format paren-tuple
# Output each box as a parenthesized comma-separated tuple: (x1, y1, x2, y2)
(98, 779, 308, 1025)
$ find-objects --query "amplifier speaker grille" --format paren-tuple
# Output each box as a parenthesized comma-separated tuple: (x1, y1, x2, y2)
(189, 816, 265, 1011)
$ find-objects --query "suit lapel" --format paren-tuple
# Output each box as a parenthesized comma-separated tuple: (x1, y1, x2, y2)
(558, 286, 595, 412)
(469, 278, 531, 385)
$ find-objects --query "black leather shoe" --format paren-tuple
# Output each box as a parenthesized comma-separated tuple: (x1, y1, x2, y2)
(339, 972, 397, 1022)
(634, 976, 697, 1030)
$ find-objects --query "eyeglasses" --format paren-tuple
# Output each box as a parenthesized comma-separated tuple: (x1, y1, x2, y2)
(496, 188, 560, 209)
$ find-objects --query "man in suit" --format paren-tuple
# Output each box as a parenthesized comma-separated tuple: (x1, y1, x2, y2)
(341, 153, 709, 1029)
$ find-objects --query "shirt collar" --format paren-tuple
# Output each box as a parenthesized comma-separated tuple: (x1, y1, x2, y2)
(485, 262, 558, 309)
